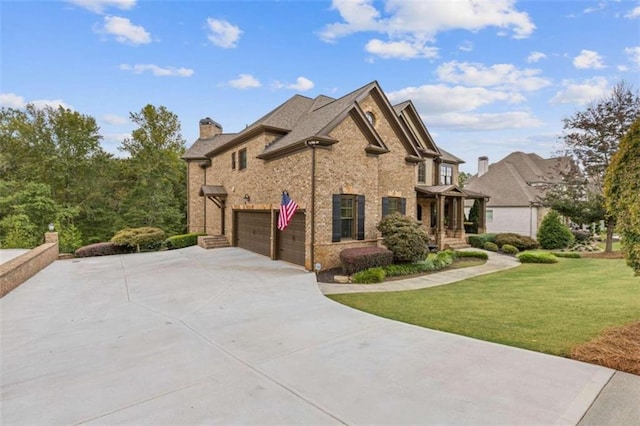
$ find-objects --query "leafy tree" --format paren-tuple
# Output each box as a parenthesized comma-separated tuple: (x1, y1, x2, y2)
(118, 105, 187, 234)
(0, 214, 38, 248)
(377, 213, 429, 263)
(458, 171, 471, 187)
(537, 210, 574, 250)
(604, 118, 640, 275)
(0, 181, 59, 238)
(545, 82, 640, 252)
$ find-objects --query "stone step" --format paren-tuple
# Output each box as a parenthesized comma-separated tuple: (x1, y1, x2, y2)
(198, 235, 230, 250)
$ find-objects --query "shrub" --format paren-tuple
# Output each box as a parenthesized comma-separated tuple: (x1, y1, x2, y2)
(166, 232, 207, 250)
(432, 250, 455, 269)
(57, 222, 83, 253)
(74, 242, 133, 258)
(339, 246, 394, 275)
(453, 250, 488, 260)
(0, 214, 39, 249)
(537, 211, 575, 249)
(517, 251, 558, 264)
(352, 267, 386, 284)
(571, 229, 592, 243)
(501, 244, 519, 255)
(495, 233, 539, 251)
(552, 252, 582, 258)
(468, 233, 497, 249)
(377, 213, 430, 263)
(111, 227, 166, 252)
(484, 241, 498, 252)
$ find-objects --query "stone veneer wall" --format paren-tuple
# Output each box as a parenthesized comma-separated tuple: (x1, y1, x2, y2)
(0, 232, 59, 298)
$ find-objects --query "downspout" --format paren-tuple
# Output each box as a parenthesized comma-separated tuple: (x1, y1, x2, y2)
(203, 166, 207, 233)
(306, 140, 320, 272)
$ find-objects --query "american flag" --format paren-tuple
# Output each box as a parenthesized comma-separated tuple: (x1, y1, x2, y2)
(277, 191, 298, 231)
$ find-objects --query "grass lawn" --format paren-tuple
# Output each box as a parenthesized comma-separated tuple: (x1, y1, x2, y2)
(328, 257, 640, 357)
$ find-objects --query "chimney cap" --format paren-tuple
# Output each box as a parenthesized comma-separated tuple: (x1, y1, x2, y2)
(479, 156, 488, 160)
(199, 117, 222, 129)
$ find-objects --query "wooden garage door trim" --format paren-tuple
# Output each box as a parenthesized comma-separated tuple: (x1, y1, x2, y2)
(234, 211, 272, 257)
(276, 212, 305, 266)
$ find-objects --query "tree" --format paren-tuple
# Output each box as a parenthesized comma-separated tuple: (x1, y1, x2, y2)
(537, 210, 574, 250)
(458, 171, 471, 187)
(118, 105, 187, 235)
(604, 118, 640, 275)
(546, 81, 640, 252)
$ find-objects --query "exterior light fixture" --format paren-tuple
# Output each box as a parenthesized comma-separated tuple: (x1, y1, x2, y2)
(243, 194, 250, 204)
(48, 223, 55, 232)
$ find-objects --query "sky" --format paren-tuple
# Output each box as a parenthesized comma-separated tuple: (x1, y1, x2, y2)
(2, 0, 639, 173)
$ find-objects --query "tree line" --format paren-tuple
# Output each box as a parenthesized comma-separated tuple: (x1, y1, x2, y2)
(0, 104, 187, 252)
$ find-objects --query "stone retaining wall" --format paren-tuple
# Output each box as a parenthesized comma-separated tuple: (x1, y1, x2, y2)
(0, 232, 59, 298)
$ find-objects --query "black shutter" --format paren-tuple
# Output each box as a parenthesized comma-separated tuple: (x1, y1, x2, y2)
(382, 197, 389, 217)
(332, 194, 341, 242)
(357, 195, 365, 240)
(400, 198, 406, 215)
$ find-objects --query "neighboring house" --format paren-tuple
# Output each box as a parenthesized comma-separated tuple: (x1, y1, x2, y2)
(183, 81, 487, 271)
(464, 152, 573, 238)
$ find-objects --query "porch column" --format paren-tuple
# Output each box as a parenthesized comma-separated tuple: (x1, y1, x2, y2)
(436, 195, 446, 249)
(477, 198, 487, 234)
(456, 197, 465, 237)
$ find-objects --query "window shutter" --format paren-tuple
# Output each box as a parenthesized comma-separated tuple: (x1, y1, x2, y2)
(357, 195, 365, 240)
(400, 198, 406, 215)
(332, 194, 341, 242)
(382, 197, 389, 217)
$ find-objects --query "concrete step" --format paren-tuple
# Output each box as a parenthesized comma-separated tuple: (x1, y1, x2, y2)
(198, 235, 230, 250)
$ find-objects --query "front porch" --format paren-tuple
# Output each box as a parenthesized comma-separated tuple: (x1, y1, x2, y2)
(416, 185, 488, 250)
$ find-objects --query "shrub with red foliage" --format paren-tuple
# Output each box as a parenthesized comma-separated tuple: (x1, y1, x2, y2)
(74, 242, 132, 258)
(339, 247, 393, 275)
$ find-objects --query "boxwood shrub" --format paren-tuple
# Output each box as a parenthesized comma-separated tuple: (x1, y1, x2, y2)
(501, 244, 519, 255)
(111, 227, 166, 252)
(453, 250, 488, 260)
(468, 233, 497, 249)
(484, 241, 499, 252)
(517, 251, 558, 263)
(340, 246, 394, 275)
(552, 252, 581, 258)
(166, 232, 207, 250)
(352, 267, 386, 284)
(495, 233, 539, 251)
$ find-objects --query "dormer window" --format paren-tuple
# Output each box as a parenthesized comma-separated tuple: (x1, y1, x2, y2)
(365, 111, 376, 125)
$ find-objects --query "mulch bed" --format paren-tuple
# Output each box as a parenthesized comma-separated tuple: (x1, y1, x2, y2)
(570, 321, 640, 376)
(580, 251, 625, 259)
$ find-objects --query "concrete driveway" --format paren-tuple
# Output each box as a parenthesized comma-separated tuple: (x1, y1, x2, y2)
(0, 247, 627, 424)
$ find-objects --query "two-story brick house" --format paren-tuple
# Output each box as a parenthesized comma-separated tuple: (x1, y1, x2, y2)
(183, 81, 487, 271)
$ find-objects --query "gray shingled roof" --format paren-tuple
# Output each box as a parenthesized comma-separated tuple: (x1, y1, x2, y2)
(464, 152, 571, 207)
(182, 133, 237, 160)
(438, 147, 465, 164)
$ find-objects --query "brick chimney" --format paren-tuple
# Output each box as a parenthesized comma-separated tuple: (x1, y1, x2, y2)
(199, 117, 222, 140)
(478, 156, 489, 177)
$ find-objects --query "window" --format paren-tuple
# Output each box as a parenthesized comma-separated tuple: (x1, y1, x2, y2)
(486, 209, 493, 222)
(418, 162, 426, 183)
(239, 148, 247, 170)
(382, 197, 406, 217)
(365, 111, 375, 125)
(231, 152, 236, 170)
(332, 194, 365, 242)
(439, 165, 453, 185)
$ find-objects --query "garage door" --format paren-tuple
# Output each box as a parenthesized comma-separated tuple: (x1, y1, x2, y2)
(277, 212, 305, 266)
(235, 211, 271, 257)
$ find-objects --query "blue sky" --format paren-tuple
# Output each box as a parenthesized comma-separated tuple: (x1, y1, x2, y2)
(2, 0, 639, 173)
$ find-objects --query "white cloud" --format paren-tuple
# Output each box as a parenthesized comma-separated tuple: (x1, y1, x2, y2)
(551, 77, 609, 104)
(625, 5, 640, 18)
(228, 74, 261, 89)
(458, 41, 473, 52)
(527, 51, 547, 63)
(388, 84, 524, 115)
(320, 0, 535, 43)
(365, 39, 438, 59)
(624, 46, 640, 68)
(67, 0, 135, 14)
(436, 61, 551, 91)
(273, 77, 315, 91)
(424, 111, 543, 131)
(583, 2, 606, 14)
(98, 15, 151, 44)
(0, 93, 71, 109)
(206, 18, 242, 48)
(120, 64, 194, 77)
(102, 114, 128, 125)
(573, 49, 605, 69)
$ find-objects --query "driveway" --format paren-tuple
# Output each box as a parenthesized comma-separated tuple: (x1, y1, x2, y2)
(0, 247, 626, 424)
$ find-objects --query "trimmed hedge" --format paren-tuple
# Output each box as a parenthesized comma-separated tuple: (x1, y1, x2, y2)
(495, 233, 539, 251)
(501, 244, 519, 255)
(74, 242, 133, 258)
(468, 233, 497, 249)
(484, 241, 498, 252)
(352, 268, 386, 284)
(166, 232, 207, 250)
(377, 213, 430, 263)
(453, 250, 489, 260)
(517, 252, 558, 264)
(111, 227, 166, 251)
(340, 246, 394, 275)
(552, 252, 582, 258)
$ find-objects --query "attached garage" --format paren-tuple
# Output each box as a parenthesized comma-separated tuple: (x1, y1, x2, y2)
(276, 212, 305, 266)
(235, 211, 272, 257)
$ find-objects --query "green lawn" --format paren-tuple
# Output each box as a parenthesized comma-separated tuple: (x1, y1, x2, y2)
(329, 258, 640, 357)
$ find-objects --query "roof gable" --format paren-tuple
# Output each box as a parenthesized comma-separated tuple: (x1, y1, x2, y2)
(394, 101, 440, 157)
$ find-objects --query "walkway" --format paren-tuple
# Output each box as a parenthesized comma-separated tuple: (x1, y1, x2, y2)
(319, 249, 521, 295)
